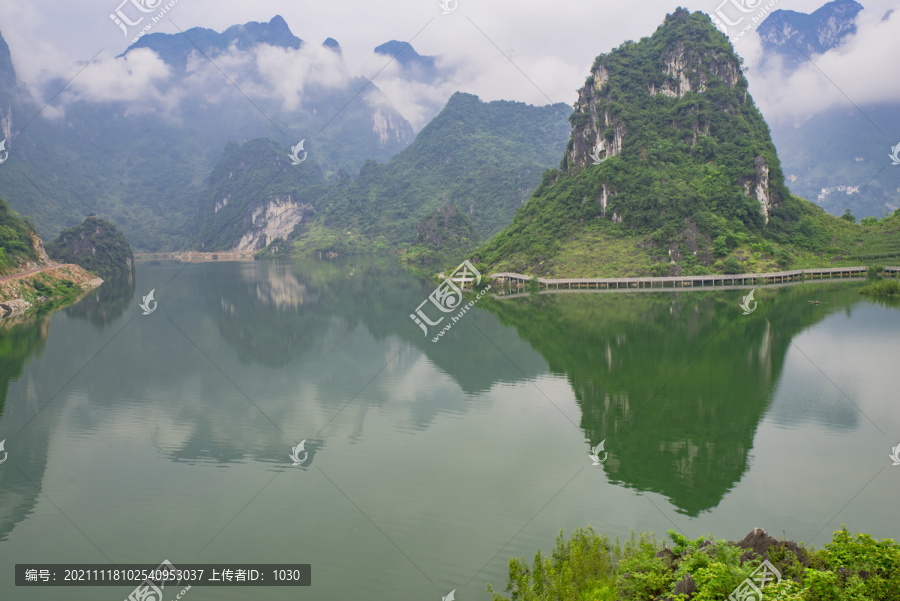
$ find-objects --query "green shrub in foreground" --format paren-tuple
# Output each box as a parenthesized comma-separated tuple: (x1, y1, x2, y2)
(486, 526, 900, 601)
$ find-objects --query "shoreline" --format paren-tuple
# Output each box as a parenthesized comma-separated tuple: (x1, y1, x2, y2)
(134, 251, 256, 263)
(0, 264, 103, 318)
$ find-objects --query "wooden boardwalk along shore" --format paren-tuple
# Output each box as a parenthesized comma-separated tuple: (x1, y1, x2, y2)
(484, 266, 899, 290)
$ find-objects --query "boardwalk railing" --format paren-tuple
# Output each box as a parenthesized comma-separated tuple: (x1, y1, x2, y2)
(486, 266, 896, 290)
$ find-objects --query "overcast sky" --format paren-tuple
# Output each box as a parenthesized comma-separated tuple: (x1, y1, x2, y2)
(1, 0, 897, 128)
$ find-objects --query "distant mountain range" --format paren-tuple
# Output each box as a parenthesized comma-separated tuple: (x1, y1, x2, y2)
(0, 14, 571, 255)
(756, 0, 900, 219)
(0, 16, 430, 250)
(1, 6, 896, 267)
(757, 0, 863, 68)
(125, 14, 303, 69)
(374, 40, 443, 82)
(200, 92, 571, 255)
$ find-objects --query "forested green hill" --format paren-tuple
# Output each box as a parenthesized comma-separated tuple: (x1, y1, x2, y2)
(469, 9, 899, 277)
(276, 92, 571, 256)
(45, 216, 135, 280)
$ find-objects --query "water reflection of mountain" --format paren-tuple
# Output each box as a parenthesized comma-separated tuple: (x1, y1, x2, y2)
(197, 261, 327, 367)
(64, 274, 135, 329)
(200, 258, 548, 393)
(0, 317, 51, 419)
(0, 318, 53, 541)
(0, 259, 544, 473)
(479, 284, 861, 516)
(0, 283, 132, 540)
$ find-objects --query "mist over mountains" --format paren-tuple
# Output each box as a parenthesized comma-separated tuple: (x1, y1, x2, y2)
(751, 0, 900, 218)
(0, 4, 896, 258)
(0, 16, 421, 250)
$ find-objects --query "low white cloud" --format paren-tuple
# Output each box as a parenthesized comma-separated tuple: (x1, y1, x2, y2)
(42, 41, 358, 121)
(747, 7, 900, 124)
(222, 42, 352, 111)
(63, 48, 172, 105)
(2, 0, 896, 131)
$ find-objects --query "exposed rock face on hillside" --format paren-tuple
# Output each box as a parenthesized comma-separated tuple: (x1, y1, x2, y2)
(569, 43, 745, 171)
(197, 138, 328, 252)
(19, 232, 53, 271)
(235, 198, 316, 251)
(372, 109, 412, 144)
(561, 8, 788, 227)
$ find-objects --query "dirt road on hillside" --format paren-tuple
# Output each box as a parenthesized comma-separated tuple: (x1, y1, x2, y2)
(0, 263, 62, 283)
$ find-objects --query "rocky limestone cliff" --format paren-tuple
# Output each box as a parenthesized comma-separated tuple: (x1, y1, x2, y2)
(234, 197, 315, 251)
(752, 156, 772, 224)
(24, 232, 52, 270)
(649, 43, 742, 98)
(564, 9, 779, 225)
(568, 40, 745, 173)
(567, 62, 626, 171)
(372, 108, 414, 145)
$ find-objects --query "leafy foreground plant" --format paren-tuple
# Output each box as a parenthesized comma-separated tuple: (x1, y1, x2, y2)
(486, 526, 900, 600)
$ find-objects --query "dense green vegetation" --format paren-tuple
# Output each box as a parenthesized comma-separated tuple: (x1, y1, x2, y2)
(487, 526, 900, 601)
(470, 9, 900, 277)
(45, 216, 135, 280)
(0, 197, 38, 274)
(261, 92, 570, 256)
(401, 204, 480, 265)
(25, 273, 87, 315)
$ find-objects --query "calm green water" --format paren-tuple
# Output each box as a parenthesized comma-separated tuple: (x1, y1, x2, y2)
(1, 259, 898, 600)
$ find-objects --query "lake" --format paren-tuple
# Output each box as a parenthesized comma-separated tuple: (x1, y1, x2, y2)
(1, 258, 898, 601)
